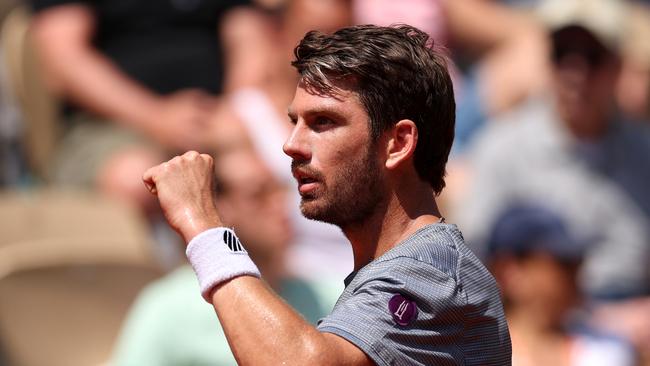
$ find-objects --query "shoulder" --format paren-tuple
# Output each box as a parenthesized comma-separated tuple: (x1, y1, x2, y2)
(317, 225, 511, 366)
(613, 119, 650, 153)
(338, 223, 504, 316)
(370, 224, 483, 285)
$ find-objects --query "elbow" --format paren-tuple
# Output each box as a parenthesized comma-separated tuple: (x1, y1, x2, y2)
(296, 335, 344, 366)
(301, 350, 332, 365)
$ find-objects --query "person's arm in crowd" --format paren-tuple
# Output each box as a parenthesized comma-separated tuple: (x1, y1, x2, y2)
(443, 0, 534, 55)
(142, 151, 374, 366)
(29, 4, 215, 151)
(444, 0, 549, 114)
(219, 5, 276, 92)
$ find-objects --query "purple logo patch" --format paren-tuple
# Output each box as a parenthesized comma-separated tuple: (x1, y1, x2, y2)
(388, 294, 418, 326)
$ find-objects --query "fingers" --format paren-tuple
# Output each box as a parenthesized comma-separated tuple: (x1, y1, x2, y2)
(185, 150, 214, 167)
(142, 151, 214, 195)
(185, 150, 200, 159)
(142, 165, 160, 195)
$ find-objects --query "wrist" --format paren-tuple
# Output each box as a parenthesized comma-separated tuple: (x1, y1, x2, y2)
(179, 210, 223, 244)
(186, 227, 260, 302)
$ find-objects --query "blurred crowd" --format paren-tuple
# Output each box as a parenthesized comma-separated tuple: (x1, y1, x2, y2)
(0, 0, 649, 365)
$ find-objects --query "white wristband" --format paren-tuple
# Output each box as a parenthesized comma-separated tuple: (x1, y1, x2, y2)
(186, 227, 260, 302)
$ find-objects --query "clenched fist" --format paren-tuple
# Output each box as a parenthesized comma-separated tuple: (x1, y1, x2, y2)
(143, 151, 223, 243)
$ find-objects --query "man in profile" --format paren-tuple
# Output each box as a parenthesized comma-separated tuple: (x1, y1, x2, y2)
(144, 24, 511, 365)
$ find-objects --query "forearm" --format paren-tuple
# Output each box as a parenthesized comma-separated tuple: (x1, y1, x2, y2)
(30, 5, 162, 131)
(185, 228, 335, 364)
(443, 0, 548, 114)
(47, 48, 161, 129)
(211, 276, 328, 365)
(444, 0, 538, 53)
(143, 152, 373, 365)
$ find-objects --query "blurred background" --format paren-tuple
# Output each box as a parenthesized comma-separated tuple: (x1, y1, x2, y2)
(0, 0, 648, 365)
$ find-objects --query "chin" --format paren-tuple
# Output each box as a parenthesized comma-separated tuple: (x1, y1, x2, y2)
(299, 199, 324, 220)
(299, 198, 336, 224)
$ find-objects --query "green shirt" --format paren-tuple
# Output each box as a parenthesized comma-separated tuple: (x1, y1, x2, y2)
(112, 266, 342, 366)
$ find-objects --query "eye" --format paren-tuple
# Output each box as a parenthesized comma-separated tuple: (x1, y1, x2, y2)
(312, 116, 335, 131)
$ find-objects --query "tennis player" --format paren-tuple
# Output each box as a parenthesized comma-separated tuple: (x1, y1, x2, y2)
(144, 24, 511, 365)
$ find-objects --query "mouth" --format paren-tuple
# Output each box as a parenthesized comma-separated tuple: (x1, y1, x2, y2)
(292, 169, 320, 195)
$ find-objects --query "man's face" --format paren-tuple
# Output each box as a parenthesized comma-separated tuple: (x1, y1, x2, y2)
(504, 253, 581, 327)
(551, 27, 620, 137)
(284, 81, 386, 228)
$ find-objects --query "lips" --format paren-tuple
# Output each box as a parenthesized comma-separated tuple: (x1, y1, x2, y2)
(292, 168, 320, 195)
(298, 176, 316, 185)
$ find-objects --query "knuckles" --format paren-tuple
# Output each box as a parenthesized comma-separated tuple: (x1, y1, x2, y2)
(163, 151, 213, 172)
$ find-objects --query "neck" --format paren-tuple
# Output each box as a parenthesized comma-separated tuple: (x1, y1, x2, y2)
(342, 182, 443, 270)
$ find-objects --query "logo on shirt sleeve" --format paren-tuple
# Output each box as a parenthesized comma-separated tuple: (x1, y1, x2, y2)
(389, 294, 418, 326)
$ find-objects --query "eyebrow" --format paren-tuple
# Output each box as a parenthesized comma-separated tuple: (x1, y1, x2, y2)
(287, 107, 347, 122)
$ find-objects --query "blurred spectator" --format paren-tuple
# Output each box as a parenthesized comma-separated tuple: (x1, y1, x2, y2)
(617, 1, 650, 121)
(0, 0, 27, 186)
(27, 0, 266, 212)
(349, 0, 551, 217)
(112, 148, 337, 365)
(486, 203, 637, 366)
(0, 46, 24, 186)
(457, 0, 650, 300)
(209, 0, 354, 282)
(496, 0, 650, 122)
(352, 0, 549, 155)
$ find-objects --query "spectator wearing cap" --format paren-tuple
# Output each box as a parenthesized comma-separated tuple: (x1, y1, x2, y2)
(457, 0, 650, 301)
(486, 203, 637, 366)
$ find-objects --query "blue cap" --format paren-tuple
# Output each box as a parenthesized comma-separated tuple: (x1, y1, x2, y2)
(486, 203, 589, 261)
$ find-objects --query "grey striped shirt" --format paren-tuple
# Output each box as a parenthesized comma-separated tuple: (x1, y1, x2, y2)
(317, 223, 511, 365)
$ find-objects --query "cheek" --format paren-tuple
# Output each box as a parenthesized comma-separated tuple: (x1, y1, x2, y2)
(534, 264, 575, 302)
(314, 138, 368, 174)
(590, 73, 618, 99)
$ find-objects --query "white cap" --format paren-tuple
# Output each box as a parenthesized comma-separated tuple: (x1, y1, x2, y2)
(537, 0, 628, 52)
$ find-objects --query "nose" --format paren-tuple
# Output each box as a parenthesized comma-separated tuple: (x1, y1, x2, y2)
(283, 123, 311, 161)
(557, 54, 591, 88)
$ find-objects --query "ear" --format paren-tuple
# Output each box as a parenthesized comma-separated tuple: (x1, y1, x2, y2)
(385, 119, 418, 170)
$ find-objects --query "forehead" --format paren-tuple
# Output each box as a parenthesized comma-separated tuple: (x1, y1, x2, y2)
(287, 79, 367, 119)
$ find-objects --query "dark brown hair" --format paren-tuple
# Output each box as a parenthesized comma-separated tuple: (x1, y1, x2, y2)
(292, 24, 455, 194)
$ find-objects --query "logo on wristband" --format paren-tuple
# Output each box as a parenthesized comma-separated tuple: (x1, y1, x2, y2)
(223, 230, 246, 253)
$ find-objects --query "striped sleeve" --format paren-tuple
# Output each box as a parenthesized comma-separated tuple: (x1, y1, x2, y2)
(317, 257, 467, 366)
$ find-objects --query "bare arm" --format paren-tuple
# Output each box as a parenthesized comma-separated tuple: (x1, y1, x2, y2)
(212, 276, 372, 365)
(443, 0, 549, 114)
(30, 4, 216, 150)
(220, 6, 277, 92)
(142, 151, 373, 365)
(443, 0, 536, 55)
